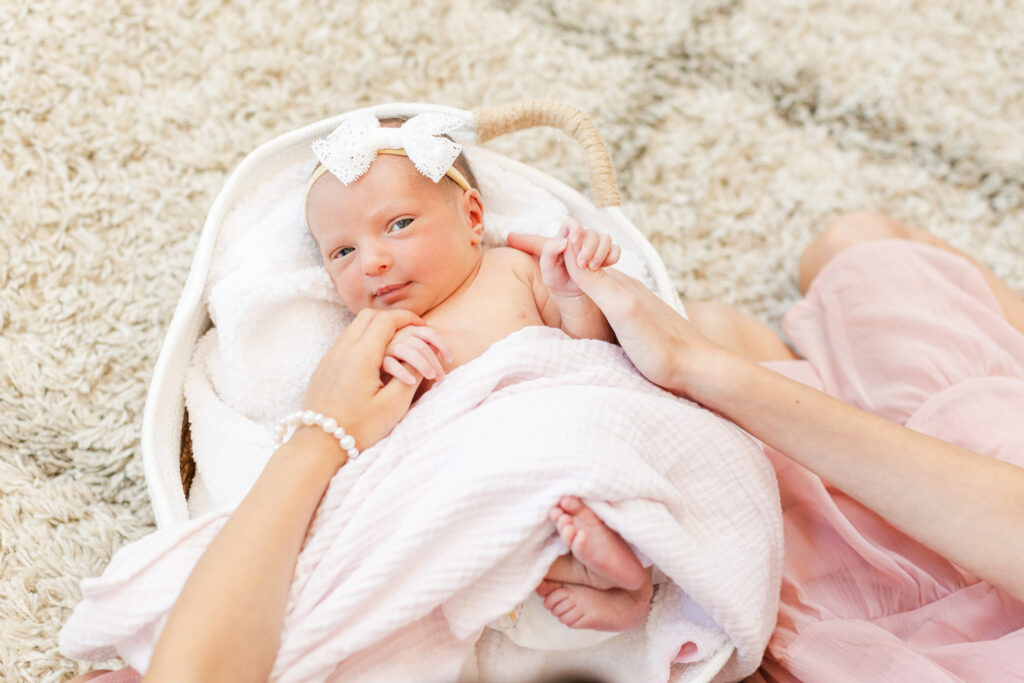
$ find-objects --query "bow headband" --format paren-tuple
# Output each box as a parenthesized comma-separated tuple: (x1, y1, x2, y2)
(306, 112, 471, 200)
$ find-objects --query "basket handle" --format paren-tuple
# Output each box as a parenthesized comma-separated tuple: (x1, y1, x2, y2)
(472, 100, 621, 208)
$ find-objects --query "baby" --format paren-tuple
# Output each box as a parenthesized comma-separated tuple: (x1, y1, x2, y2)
(304, 113, 652, 638)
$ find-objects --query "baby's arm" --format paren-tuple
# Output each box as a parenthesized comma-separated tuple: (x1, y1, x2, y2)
(512, 219, 620, 342)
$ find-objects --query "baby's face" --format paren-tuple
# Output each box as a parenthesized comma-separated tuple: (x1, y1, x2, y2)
(306, 154, 485, 317)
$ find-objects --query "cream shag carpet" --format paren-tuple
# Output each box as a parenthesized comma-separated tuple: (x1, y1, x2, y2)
(2, 0, 1022, 679)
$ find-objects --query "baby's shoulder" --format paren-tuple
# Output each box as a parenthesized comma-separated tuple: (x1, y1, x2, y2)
(482, 245, 540, 276)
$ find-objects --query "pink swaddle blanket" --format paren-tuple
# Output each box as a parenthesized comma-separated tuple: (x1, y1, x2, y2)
(62, 327, 782, 682)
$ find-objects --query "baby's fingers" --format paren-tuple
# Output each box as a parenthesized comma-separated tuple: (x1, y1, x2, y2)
(574, 230, 603, 269)
(571, 231, 620, 271)
(387, 339, 445, 381)
(382, 356, 418, 385)
(591, 233, 615, 270)
(399, 323, 454, 364)
(591, 236, 621, 269)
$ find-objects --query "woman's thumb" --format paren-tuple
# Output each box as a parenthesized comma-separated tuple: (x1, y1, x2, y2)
(572, 265, 649, 321)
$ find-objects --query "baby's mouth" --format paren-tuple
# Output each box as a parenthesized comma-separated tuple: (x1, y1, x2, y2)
(374, 282, 410, 301)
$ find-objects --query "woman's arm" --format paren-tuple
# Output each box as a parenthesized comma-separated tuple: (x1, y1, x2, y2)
(700, 352, 1024, 602)
(145, 309, 427, 682)
(572, 265, 1024, 603)
(146, 430, 344, 682)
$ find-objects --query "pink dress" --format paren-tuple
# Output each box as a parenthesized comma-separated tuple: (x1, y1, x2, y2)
(84, 241, 1023, 682)
(759, 240, 1024, 681)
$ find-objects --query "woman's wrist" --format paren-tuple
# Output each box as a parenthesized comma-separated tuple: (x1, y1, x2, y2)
(672, 345, 760, 411)
(279, 425, 351, 471)
(276, 410, 360, 461)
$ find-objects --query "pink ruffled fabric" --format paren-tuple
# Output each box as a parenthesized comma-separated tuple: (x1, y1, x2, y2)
(758, 240, 1024, 681)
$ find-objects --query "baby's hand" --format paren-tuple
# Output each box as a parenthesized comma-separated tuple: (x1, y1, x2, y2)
(382, 324, 454, 385)
(538, 219, 621, 296)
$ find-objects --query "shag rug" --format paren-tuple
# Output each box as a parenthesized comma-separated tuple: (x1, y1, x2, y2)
(2, 1, 1021, 680)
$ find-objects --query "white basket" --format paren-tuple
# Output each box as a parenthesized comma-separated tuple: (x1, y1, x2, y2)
(141, 100, 684, 528)
(135, 99, 732, 681)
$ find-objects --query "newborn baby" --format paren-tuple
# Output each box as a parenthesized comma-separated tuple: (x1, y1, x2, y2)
(304, 113, 652, 641)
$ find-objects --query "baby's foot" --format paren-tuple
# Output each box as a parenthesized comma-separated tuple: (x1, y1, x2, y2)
(544, 553, 616, 590)
(535, 575, 653, 632)
(549, 496, 646, 591)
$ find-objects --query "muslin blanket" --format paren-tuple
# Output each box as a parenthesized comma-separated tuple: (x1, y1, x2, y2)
(61, 326, 782, 682)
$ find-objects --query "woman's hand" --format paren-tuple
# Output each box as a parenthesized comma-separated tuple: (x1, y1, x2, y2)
(301, 308, 428, 450)
(149, 308, 432, 683)
(555, 261, 725, 401)
(568, 254, 1024, 604)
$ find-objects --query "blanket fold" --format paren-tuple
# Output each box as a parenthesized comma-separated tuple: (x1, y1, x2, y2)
(62, 326, 782, 682)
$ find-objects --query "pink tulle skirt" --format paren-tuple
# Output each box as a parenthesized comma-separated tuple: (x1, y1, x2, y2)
(759, 240, 1024, 681)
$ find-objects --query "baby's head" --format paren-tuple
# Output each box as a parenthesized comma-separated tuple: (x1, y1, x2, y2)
(305, 114, 485, 317)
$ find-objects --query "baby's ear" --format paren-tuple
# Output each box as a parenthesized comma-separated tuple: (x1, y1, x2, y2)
(462, 188, 486, 245)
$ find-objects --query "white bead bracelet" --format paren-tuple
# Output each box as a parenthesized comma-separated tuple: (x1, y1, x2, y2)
(274, 410, 359, 460)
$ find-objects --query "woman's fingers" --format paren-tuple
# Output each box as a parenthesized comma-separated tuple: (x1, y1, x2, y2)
(572, 263, 643, 306)
(508, 219, 572, 259)
(376, 363, 425, 408)
(569, 265, 719, 398)
(340, 307, 378, 338)
(507, 232, 551, 258)
(331, 309, 424, 372)
(303, 309, 428, 449)
(572, 266, 668, 337)
(357, 309, 425, 354)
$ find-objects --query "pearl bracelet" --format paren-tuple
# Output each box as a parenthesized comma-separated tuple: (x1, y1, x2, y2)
(274, 410, 359, 460)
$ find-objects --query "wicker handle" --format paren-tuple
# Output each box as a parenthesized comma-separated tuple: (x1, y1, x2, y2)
(473, 100, 621, 208)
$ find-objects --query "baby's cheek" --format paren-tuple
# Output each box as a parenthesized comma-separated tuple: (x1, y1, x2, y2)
(332, 273, 365, 312)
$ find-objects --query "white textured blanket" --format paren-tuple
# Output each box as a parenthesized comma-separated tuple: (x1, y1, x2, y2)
(61, 327, 782, 682)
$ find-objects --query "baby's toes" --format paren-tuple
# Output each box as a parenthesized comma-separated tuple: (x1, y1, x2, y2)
(571, 502, 602, 529)
(556, 604, 584, 628)
(542, 587, 571, 613)
(548, 594, 577, 620)
(558, 495, 585, 514)
(553, 515, 578, 546)
(535, 580, 556, 598)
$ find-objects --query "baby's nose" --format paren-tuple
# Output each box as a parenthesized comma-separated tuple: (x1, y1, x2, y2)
(361, 246, 393, 274)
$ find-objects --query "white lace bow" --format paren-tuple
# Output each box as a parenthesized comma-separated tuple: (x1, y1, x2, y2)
(311, 112, 468, 185)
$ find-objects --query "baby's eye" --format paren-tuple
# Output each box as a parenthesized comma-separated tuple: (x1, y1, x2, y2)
(386, 218, 413, 234)
(332, 246, 354, 260)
